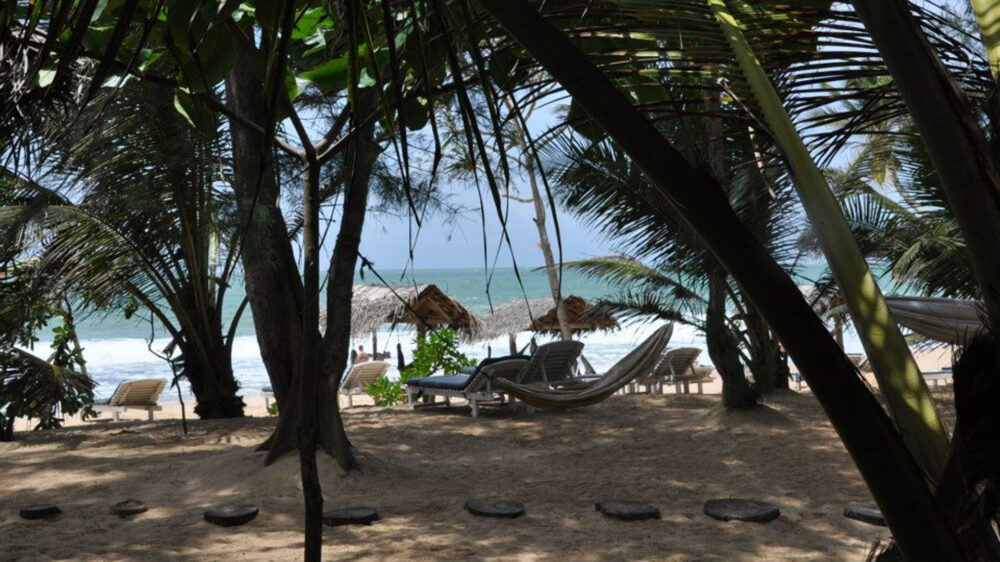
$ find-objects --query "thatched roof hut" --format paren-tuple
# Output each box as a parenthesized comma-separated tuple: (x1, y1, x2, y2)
(475, 295, 618, 341)
(340, 283, 478, 338)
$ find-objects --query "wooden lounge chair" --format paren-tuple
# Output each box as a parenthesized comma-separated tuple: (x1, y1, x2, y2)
(517, 340, 585, 385)
(632, 347, 711, 394)
(341, 361, 391, 407)
(93, 379, 166, 421)
(405, 340, 584, 417)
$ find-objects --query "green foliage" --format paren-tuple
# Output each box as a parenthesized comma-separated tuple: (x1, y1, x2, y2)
(405, 328, 477, 380)
(364, 328, 475, 407)
(365, 376, 405, 407)
(267, 401, 279, 416)
(0, 312, 94, 440)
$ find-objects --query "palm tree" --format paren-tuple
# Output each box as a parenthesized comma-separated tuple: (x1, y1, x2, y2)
(477, 1, 969, 557)
(9, 0, 999, 558)
(3, 82, 248, 419)
(550, 103, 800, 407)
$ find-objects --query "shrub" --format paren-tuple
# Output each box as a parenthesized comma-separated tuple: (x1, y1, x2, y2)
(365, 376, 405, 407)
(364, 328, 476, 407)
(405, 328, 477, 380)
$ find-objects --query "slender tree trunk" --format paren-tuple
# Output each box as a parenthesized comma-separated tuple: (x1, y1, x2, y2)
(317, 90, 382, 470)
(224, 41, 303, 418)
(522, 144, 573, 343)
(299, 158, 323, 561)
(705, 269, 757, 408)
(478, 2, 963, 557)
(704, 92, 756, 404)
(744, 304, 787, 392)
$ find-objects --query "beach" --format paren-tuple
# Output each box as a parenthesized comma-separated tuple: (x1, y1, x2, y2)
(1, 384, 957, 561)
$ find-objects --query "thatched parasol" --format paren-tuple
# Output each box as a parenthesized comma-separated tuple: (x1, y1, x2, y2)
(322, 284, 478, 354)
(475, 295, 618, 354)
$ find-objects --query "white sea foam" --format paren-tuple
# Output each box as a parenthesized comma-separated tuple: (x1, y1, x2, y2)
(35, 317, 863, 404)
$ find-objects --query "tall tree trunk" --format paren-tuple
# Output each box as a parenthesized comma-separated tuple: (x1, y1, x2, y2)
(521, 139, 573, 343)
(317, 90, 382, 470)
(298, 156, 323, 561)
(179, 335, 244, 419)
(706, 269, 758, 408)
(744, 304, 787, 392)
(478, 1, 963, 558)
(260, 90, 380, 470)
(224, 41, 304, 419)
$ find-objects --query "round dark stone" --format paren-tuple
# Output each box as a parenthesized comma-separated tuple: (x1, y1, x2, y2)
(843, 506, 887, 527)
(20, 504, 61, 520)
(203, 504, 258, 527)
(323, 507, 379, 527)
(595, 500, 661, 521)
(111, 499, 148, 517)
(464, 498, 525, 519)
(704, 499, 780, 523)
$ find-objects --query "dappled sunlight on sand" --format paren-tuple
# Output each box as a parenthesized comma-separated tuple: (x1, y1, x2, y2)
(0, 391, 914, 560)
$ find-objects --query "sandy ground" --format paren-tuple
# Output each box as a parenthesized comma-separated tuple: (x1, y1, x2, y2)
(0, 348, 957, 561)
(1, 387, 954, 561)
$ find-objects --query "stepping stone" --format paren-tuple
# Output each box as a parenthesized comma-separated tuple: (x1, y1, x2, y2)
(20, 504, 61, 520)
(704, 499, 780, 523)
(323, 507, 379, 527)
(111, 499, 148, 517)
(843, 506, 887, 527)
(595, 500, 661, 521)
(464, 498, 525, 519)
(203, 504, 258, 527)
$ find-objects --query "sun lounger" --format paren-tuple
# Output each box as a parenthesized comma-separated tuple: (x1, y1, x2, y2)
(406, 340, 585, 417)
(93, 379, 166, 421)
(632, 347, 711, 394)
(341, 361, 391, 407)
(924, 366, 953, 387)
(517, 340, 585, 385)
(406, 358, 529, 417)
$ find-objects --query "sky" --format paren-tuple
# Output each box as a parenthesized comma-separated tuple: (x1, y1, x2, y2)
(357, 180, 616, 270)
(343, 91, 617, 270)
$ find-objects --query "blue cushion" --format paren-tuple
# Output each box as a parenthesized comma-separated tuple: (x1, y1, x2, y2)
(460, 355, 529, 375)
(406, 375, 472, 390)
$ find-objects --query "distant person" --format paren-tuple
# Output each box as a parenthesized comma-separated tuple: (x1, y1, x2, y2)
(356, 345, 370, 363)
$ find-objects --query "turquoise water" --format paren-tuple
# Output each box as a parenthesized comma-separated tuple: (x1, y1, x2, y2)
(32, 263, 841, 400)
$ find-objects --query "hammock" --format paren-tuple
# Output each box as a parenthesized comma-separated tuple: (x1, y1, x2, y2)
(487, 324, 674, 409)
(885, 296, 982, 345)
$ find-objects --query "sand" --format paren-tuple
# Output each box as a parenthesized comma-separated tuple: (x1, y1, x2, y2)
(0, 384, 941, 562)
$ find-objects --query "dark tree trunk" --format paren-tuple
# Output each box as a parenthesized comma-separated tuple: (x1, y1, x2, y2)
(705, 269, 758, 408)
(318, 90, 381, 469)
(0, 410, 13, 441)
(178, 336, 244, 419)
(260, 91, 381, 470)
(298, 156, 324, 561)
(225, 38, 304, 419)
(479, 1, 964, 558)
(744, 304, 788, 392)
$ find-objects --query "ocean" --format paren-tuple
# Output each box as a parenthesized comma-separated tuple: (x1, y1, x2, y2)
(28, 264, 861, 401)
